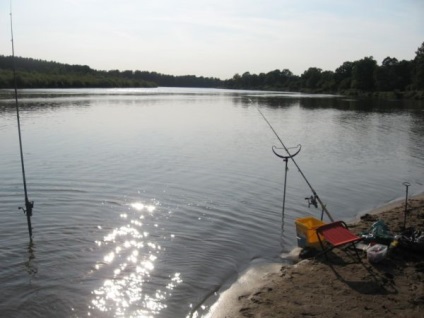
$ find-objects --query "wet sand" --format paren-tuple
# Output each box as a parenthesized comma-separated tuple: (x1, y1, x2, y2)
(214, 194, 424, 317)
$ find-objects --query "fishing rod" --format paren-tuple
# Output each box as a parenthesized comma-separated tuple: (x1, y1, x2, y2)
(255, 103, 334, 222)
(10, 2, 34, 241)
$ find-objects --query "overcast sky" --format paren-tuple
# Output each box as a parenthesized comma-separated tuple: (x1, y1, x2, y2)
(1, 0, 423, 79)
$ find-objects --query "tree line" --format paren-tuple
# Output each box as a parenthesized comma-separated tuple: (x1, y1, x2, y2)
(0, 56, 156, 88)
(224, 42, 424, 98)
(0, 56, 220, 89)
(0, 42, 423, 98)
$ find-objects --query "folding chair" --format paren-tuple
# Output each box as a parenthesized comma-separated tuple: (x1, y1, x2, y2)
(316, 221, 363, 261)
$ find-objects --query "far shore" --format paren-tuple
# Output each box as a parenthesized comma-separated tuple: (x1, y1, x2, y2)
(209, 193, 424, 317)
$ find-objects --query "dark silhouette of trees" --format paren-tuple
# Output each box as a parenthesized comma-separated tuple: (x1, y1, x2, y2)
(335, 61, 354, 89)
(222, 41, 423, 97)
(0, 56, 156, 88)
(224, 69, 300, 90)
(301, 67, 322, 89)
(374, 57, 412, 91)
(319, 71, 336, 91)
(1, 41, 424, 97)
(351, 56, 377, 91)
(115, 69, 221, 88)
(413, 42, 424, 89)
(0, 56, 221, 89)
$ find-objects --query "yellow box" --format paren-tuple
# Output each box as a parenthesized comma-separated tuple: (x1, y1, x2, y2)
(295, 217, 326, 249)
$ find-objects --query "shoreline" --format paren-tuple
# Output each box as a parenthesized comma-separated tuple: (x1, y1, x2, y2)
(208, 194, 424, 317)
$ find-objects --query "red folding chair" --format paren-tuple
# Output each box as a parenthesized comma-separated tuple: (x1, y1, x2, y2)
(316, 221, 363, 261)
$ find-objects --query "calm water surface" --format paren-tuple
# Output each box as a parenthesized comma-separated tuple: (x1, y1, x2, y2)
(0, 88, 423, 317)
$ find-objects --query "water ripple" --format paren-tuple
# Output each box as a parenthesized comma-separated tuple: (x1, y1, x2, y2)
(0, 88, 423, 317)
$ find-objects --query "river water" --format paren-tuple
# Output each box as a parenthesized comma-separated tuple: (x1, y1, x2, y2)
(0, 88, 423, 317)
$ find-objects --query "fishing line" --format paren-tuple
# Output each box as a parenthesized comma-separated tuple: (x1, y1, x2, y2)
(253, 100, 334, 222)
(10, 0, 34, 241)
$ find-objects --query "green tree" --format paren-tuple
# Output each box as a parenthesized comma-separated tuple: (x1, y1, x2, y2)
(241, 72, 252, 88)
(264, 69, 281, 87)
(279, 69, 294, 88)
(301, 67, 322, 89)
(351, 57, 377, 90)
(318, 71, 336, 91)
(374, 57, 399, 91)
(413, 42, 424, 89)
(334, 61, 354, 89)
(395, 60, 413, 90)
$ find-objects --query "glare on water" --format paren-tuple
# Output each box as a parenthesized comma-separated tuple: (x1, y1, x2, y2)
(89, 201, 182, 317)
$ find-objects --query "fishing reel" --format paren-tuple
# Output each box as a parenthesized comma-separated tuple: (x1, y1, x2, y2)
(19, 201, 34, 216)
(305, 195, 318, 208)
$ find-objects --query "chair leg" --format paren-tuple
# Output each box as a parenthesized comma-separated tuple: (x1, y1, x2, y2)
(352, 243, 362, 262)
(317, 233, 329, 260)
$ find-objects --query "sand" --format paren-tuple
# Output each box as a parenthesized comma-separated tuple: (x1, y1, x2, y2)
(214, 194, 424, 318)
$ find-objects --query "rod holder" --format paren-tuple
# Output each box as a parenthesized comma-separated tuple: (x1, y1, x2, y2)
(402, 182, 410, 229)
(273, 145, 301, 231)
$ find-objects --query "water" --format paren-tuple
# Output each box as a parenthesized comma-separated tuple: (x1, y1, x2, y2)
(0, 88, 423, 317)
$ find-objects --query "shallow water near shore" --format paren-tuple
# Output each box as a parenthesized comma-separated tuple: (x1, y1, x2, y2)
(0, 88, 423, 317)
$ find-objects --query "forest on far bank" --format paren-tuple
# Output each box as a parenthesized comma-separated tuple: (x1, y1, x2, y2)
(0, 56, 221, 89)
(224, 42, 424, 99)
(0, 42, 423, 99)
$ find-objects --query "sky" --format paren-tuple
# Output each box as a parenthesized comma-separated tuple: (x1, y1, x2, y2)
(1, 0, 423, 79)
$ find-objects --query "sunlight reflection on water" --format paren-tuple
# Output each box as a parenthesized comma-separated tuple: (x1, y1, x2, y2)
(89, 201, 182, 317)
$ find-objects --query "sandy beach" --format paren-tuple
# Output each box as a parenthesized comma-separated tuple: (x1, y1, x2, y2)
(211, 194, 424, 318)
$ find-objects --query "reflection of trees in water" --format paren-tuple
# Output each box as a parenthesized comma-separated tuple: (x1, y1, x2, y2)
(2, 88, 250, 114)
(0, 98, 91, 114)
(411, 109, 424, 136)
(257, 97, 300, 109)
(297, 96, 375, 111)
(299, 96, 424, 114)
(232, 95, 300, 109)
(231, 93, 424, 116)
(0, 95, 165, 114)
(299, 97, 341, 110)
(239, 93, 424, 177)
(409, 110, 424, 163)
